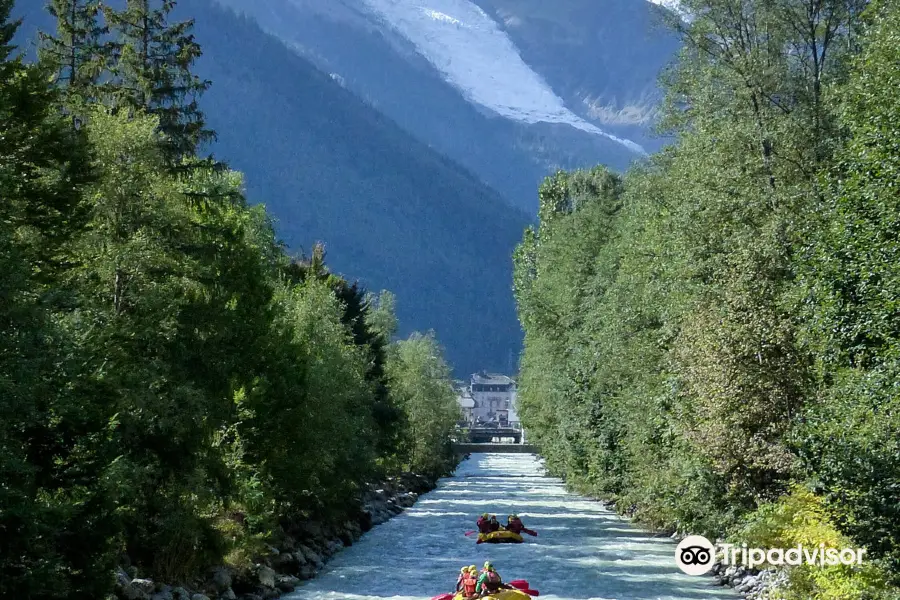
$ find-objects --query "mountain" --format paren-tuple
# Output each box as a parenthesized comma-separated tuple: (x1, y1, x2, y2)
(12, 0, 530, 377)
(471, 0, 681, 149)
(207, 0, 680, 212)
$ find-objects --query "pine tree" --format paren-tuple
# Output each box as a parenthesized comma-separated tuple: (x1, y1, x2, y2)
(38, 0, 109, 110)
(106, 0, 214, 163)
(1, 3, 117, 597)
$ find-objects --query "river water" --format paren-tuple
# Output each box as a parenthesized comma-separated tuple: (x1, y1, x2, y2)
(284, 453, 736, 600)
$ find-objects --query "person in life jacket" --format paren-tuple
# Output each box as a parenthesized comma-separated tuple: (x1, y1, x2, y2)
(476, 513, 492, 534)
(488, 515, 501, 532)
(462, 566, 478, 598)
(457, 566, 470, 592)
(505, 514, 523, 534)
(476, 562, 508, 596)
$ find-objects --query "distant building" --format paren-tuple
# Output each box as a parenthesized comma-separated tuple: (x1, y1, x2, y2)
(469, 372, 518, 427)
(454, 381, 475, 425)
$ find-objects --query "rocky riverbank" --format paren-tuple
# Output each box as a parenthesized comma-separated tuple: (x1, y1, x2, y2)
(600, 500, 787, 600)
(665, 530, 787, 600)
(708, 560, 787, 599)
(114, 472, 437, 600)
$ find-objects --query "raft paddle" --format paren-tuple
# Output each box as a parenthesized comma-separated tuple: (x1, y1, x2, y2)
(508, 581, 529, 590)
(464, 530, 478, 536)
(524, 590, 540, 596)
(431, 594, 453, 600)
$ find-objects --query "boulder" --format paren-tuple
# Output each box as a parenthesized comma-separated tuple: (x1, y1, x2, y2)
(118, 579, 155, 600)
(221, 589, 237, 600)
(298, 565, 317, 580)
(298, 545, 323, 568)
(739, 576, 759, 592)
(132, 580, 156, 594)
(190, 595, 211, 600)
(397, 492, 418, 508)
(278, 537, 296, 552)
(325, 539, 344, 556)
(211, 568, 232, 593)
(273, 551, 299, 572)
(150, 591, 174, 600)
(294, 521, 325, 541)
(171, 588, 191, 600)
(256, 565, 276, 589)
(276, 575, 301, 592)
(120, 583, 151, 600)
(338, 529, 353, 547)
(115, 567, 132, 588)
(358, 511, 373, 532)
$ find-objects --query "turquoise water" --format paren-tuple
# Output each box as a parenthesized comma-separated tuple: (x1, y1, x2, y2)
(284, 453, 736, 600)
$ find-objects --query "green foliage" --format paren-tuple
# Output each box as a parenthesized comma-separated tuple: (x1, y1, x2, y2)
(2, 0, 462, 593)
(38, 0, 109, 106)
(737, 487, 894, 600)
(513, 0, 900, 593)
(105, 0, 214, 161)
(386, 332, 461, 479)
(793, 0, 900, 576)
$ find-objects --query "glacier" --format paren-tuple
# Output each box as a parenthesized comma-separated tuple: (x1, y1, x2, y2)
(357, 0, 647, 155)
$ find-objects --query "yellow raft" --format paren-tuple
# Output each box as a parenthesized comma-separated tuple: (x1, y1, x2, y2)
(476, 530, 524, 544)
(453, 590, 531, 600)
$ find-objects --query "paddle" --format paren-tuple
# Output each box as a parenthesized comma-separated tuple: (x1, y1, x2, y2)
(508, 581, 529, 590)
(431, 594, 453, 600)
(464, 530, 478, 536)
(523, 528, 537, 537)
(524, 590, 540, 596)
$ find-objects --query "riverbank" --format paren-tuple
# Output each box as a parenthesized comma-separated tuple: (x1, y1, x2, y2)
(600, 498, 784, 599)
(113, 472, 438, 600)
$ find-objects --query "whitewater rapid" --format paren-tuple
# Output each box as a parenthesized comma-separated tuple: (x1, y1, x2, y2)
(284, 453, 735, 600)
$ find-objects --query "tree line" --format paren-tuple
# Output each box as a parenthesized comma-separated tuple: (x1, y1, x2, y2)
(0, 0, 460, 597)
(513, 0, 900, 597)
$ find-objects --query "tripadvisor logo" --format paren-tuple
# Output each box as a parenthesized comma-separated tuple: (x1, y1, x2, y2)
(676, 536, 716, 575)
(674, 535, 868, 576)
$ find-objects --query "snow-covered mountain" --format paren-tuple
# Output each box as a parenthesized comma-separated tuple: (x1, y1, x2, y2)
(355, 0, 645, 153)
(212, 0, 680, 211)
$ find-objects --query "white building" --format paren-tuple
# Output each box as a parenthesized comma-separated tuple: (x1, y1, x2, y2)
(456, 390, 475, 423)
(469, 372, 518, 427)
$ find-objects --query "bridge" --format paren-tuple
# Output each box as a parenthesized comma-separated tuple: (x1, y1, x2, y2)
(465, 426, 524, 444)
(453, 443, 538, 454)
(451, 426, 536, 453)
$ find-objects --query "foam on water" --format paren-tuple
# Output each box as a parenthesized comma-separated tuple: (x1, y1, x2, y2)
(283, 453, 736, 600)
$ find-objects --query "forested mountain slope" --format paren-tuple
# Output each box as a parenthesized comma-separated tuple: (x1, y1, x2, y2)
(13, 0, 531, 376)
(208, 0, 669, 212)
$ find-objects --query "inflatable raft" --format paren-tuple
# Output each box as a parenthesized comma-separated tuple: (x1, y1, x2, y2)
(432, 580, 538, 600)
(477, 530, 524, 544)
(452, 590, 531, 600)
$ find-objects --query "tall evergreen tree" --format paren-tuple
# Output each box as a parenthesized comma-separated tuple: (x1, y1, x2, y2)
(1, 3, 117, 597)
(38, 0, 109, 110)
(105, 0, 214, 162)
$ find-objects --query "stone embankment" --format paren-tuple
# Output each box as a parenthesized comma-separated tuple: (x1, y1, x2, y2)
(115, 472, 435, 600)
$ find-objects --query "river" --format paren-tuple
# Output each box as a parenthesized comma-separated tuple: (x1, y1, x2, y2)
(284, 453, 737, 600)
